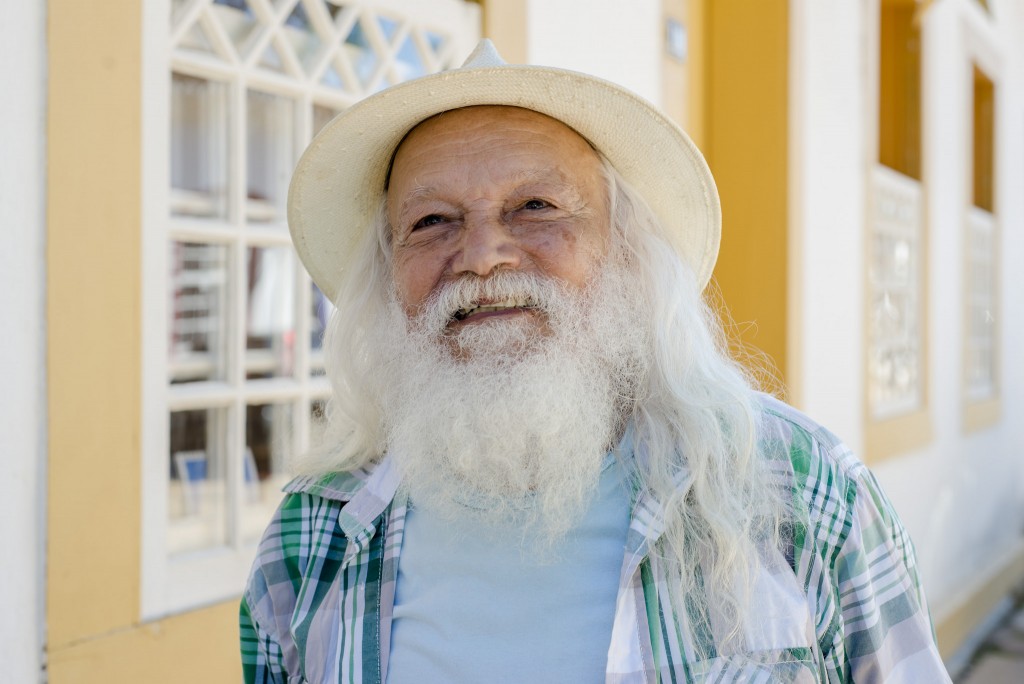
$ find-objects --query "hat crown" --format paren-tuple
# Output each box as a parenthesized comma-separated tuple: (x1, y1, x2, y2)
(460, 39, 506, 69)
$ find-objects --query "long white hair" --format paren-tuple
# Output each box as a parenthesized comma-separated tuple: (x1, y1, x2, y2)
(296, 158, 787, 656)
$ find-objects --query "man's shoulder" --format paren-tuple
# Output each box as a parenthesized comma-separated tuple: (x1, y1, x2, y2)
(251, 481, 351, 565)
(253, 459, 396, 566)
(248, 468, 374, 576)
(753, 393, 867, 502)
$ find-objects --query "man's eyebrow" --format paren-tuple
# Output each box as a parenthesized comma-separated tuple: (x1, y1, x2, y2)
(393, 183, 441, 226)
(393, 169, 585, 221)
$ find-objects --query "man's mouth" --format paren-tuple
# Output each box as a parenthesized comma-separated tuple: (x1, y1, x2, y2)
(452, 298, 537, 321)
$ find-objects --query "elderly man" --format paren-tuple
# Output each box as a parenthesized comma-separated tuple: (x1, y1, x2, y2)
(240, 41, 950, 683)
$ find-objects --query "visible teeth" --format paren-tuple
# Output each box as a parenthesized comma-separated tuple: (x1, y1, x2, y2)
(454, 299, 534, 320)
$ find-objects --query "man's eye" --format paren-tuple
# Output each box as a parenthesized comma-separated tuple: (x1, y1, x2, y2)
(412, 214, 446, 230)
(522, 199, 549, 210)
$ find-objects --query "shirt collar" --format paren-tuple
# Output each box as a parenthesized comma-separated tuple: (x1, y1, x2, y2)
(283, 425, 691, 558)
(285, 456, 402, 543)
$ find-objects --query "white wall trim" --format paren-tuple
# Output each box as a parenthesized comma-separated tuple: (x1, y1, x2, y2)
(0, 0, 48, 681)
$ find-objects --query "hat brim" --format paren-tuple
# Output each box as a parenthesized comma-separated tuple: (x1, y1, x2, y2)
(288, 63, 721, 301)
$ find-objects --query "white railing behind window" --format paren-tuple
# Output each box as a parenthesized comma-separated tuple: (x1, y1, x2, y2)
(867, 164, 925, 421)
(965, 206, 996, 403)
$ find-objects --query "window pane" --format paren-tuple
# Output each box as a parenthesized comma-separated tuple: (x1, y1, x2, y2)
(344, 18, 381, 88)
(310, 282, 333, 377)
(395, 33, 427, 81)
(246, 246, 296, 379)
(168, 408, 228, 554)
(171, 74, 229, 218)
(247, 90, 296, 223)
(241, 403, 293, 543)
(169, 242, 229, 384)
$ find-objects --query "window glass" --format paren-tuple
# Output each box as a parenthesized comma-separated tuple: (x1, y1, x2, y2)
(169, 241, 230, 384)
(168, 408, 229, 554)
(247, 91, 296, 224)
(242, 403, 294, 542)
(171, 74, 230, 218)
(310, 282, 333, 376)
(246, 246, 297, 379)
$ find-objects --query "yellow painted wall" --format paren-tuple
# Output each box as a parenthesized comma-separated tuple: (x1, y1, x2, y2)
(702, 0, 790, 391)
(46, 1, 241, 680)
(482, 0, 528, 64)
(48, 600, 242, 682)
(47, 0, 143, 647)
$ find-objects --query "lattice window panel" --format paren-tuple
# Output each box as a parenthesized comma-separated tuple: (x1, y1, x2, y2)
(147, 0, 479, 617)
(867, 165, 925, 420)
(171, 0, 460, 94)
(965, 206, 997, 402)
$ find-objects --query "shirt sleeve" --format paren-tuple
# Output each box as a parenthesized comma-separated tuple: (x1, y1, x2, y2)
(240, 583, 287, 684)
(239, 491, 313, 684)
(834, 467, 952, 683)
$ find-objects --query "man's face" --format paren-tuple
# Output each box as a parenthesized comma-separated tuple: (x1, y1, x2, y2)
(386, 106, 611, 336)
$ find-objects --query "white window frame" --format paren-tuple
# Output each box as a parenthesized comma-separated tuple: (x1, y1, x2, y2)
(141, 0, 480, 620)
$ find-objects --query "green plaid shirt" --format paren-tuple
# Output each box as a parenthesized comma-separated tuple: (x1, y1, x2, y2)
(240, 396, 950, 683)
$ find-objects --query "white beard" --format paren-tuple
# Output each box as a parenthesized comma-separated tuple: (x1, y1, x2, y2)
(372, 254, 648, 540)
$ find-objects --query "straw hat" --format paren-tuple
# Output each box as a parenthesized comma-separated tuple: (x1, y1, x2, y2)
(288, 39, 721, 300)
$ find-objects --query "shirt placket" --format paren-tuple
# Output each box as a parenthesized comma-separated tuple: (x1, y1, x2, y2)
(607, 478, 676, 684)
(330, 458, 402, 684)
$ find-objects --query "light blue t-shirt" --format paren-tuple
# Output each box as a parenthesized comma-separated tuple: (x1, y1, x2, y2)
(386, 455, 632, 683)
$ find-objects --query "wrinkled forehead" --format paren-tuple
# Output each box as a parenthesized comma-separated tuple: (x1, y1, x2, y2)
(384, 105, 601, 190)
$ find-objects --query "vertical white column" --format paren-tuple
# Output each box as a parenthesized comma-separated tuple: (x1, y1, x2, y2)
(0, 1, 46, 681)
(786, 0, 866, 450)
(525, 0, 663, 107)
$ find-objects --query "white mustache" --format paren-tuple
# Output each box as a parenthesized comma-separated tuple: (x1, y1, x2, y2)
(414, 271, 568, 335)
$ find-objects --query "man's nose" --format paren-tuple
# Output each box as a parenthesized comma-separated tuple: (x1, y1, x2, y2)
(451, 215, 521, 276)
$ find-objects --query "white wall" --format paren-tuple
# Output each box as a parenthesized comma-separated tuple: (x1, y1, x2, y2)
(787, 0, 866, 450)
(0, 0, 46, 682)
(789, 0, 1024, 624)
(524, 0, 663, 107)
